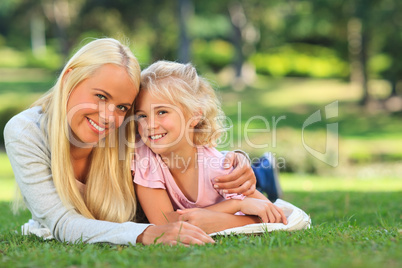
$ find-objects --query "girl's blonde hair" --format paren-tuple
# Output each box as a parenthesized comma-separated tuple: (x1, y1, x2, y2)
(138, 60, 226, 147)
(32, 38, 140, 223)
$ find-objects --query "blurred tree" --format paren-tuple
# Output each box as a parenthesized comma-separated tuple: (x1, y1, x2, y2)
(41, 0, 85, 58)
(0, 0, 400, 107)
(178, 0, 193, 63)
(228, 1, 259, 88)
(376, 0, 402, 99)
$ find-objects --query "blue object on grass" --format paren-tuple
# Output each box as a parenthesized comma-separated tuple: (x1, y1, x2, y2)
(252, 152, 283, 202)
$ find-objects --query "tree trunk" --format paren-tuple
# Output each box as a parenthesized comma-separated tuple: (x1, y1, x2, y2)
(30, 12, 47, 57)
(389, 79, 397, 97)
(41, 0, 72, 59)
(228, 2, 245, 78)
(347, 17, 369, 106)
(178, 0, 193, 63)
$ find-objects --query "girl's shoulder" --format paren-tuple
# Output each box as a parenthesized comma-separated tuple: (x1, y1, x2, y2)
(132, 138, 163, 171)
(197, 146, 225, 159)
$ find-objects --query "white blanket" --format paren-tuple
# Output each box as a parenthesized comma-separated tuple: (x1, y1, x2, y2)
(209, 199, 311, 236)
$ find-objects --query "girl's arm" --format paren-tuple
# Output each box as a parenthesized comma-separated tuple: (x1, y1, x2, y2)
(177, 208, 261, 234)
(186, 190, 287, 224)
(135, 184, 263, 233)
(135, 184, 180, 224)
(177, 198, 287, 234)
(238, 191, 287, 224)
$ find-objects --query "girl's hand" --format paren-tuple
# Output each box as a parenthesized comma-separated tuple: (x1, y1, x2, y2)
(137, 222, 215, 246)
(177, 208, 260, 234)
(214, 151, 256, 196)
(239, 198, 288, 224)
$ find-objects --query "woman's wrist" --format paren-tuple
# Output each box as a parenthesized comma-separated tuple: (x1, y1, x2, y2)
(233, 149, 251, 164)
(136, 225, 154, 245)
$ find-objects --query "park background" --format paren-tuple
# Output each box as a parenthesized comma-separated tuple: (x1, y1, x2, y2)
(0, 0, 401, 267)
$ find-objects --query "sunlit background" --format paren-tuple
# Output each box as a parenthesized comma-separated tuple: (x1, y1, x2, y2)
(1, 0, 401, 200)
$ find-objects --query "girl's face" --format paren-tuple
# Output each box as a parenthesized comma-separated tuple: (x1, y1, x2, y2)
(134, 90, 197, 158)
(66, 64, 137, 147)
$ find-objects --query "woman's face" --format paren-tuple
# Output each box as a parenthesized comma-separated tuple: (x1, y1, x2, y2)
(66, 64, 137, 147)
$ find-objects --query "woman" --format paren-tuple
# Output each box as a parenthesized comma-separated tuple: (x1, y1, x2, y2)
(4, 38, 257, 246)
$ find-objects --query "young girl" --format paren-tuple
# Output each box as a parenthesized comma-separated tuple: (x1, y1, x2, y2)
(134, 61, 287, 233)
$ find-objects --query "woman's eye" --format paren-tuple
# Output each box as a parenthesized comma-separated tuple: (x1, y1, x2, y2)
(117, 105, 128, 112)
(96, 94, 106, 100)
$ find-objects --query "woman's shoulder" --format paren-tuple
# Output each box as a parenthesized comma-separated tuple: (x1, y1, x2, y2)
(4, 106, 46, 144)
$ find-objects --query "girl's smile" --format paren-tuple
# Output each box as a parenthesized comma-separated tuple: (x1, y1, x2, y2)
(149, 133, 167, 141)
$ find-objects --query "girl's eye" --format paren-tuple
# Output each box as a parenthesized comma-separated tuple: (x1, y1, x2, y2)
(117, 105, 128, 112)
(157, 110, 167, 115)
(135, 114, 146, 120)
(96, 94, 106, 100)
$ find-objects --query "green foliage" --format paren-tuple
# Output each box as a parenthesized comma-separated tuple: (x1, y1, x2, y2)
(192, 39, 234, 71)
(25, 47, 63, 70)
(0, 46, 63, 70)
(0, 106, 23, 150)
(189, 15, 232, 39)
(250, 44, 349, 78)
(0, 47, 27, 68)
(0, 74, 53, 148)
(368, 54, 393, 78)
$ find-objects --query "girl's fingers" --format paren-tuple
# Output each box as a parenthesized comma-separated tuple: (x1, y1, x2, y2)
(267, 209, 275, 223)
(271, 209, 282, 223)
(273, 206, 287, 224)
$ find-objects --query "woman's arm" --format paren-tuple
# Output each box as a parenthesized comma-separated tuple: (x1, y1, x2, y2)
(4, 120, 148, 244)
(4, 113, 213, 245)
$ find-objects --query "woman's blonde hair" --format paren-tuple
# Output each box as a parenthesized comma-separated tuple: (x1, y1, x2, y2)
(32, 38, 140, 223)
(138, 60, 226, 147)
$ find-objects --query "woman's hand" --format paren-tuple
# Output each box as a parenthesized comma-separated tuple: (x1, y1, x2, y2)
(137, 222, 215, 246)
(239, 198, 287, 224)
(214, 151, 256, 196)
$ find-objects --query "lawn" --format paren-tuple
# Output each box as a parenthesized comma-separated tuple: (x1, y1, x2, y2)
(0, 176, 401, 267)
(0, 70, 401, 267)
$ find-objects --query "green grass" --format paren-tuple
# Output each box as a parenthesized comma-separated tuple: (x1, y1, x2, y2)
(0, 188, 401, 267)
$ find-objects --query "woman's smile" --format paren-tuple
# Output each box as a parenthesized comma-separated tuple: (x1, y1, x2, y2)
(86, 117, 106, 134)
